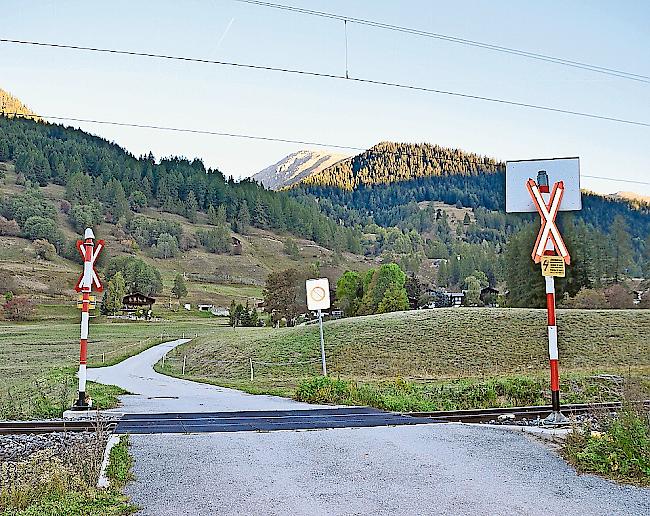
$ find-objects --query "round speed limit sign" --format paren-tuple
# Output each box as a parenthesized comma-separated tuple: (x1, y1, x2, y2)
(306, 278, 330, 310)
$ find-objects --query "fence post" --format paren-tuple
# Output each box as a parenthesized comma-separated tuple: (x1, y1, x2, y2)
(182, 355, 186, 375)
(102, 353, 105, 364)
(249, 357, 254, 381)
(162, 353, 166, 367)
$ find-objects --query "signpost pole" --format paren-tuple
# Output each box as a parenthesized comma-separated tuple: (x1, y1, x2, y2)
(318, 308, 327, 376)
(74, 228, 94, 409)
(544, 274, 566, 423)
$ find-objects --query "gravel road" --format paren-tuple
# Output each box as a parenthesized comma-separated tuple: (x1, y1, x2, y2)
(86, 339, 319, 413)
(126, 423, 648, 516)
(88, 340, 649, 515)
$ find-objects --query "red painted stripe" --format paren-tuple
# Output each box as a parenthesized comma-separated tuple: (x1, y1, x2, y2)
(80, 339, 88, 364)
(550, 359, 559, 391)
(547, 294, 556, 325)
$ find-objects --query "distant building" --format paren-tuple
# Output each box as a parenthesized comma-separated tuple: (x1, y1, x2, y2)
(231, 236, 242, 255)
(480, 286, 500, 307)
(197, 304, 213, 312)
(122, 292, 156, 312)
(211, 307, 230, 317)
(446, 292, 465, 307)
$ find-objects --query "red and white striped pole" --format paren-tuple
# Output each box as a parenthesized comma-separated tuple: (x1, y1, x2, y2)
(536, 177, 567, 424)
(74, 228, 95, 409)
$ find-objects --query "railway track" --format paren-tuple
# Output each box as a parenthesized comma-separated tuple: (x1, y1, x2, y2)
(405, 400, 649, 424)
(1, 401, 647, 434)
(0, 419, 117, 435)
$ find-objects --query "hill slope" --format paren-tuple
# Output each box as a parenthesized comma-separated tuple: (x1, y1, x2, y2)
(253, 150, 348, 190)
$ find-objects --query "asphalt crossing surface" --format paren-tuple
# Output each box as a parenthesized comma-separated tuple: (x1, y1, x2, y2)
(115, 407, 437, 434)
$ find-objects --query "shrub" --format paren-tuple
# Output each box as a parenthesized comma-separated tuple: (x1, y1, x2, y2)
(3, 297, 35, 320)
(33, 239, 56, 261)
(570, 288, 609, 309)
(0, 216, 21, 236)
(605, 284, 634, 309)
(564, 403, 650, 485)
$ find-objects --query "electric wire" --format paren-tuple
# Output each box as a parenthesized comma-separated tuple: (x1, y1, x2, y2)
(1, 38, 648, 128)
(1, 110, 648, 187)
(232, 0, 650, 84)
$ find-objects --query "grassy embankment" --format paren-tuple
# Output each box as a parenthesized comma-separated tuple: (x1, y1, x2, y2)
(1, 434, 136, 515)
(157, 308, 650, 411)
(0, 308, 220, 419)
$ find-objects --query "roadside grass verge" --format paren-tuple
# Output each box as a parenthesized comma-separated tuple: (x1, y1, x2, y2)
(294, 374, 646, 412)
(563, 402, 650, 486)
(0, 431, 136, 515)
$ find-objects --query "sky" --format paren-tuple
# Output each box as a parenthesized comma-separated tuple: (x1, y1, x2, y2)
(1, 0, 649, 196)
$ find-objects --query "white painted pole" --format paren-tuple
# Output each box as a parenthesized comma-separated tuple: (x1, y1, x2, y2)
(182, 355, 186, 375)
(249, 357, 254, 381)
(102, 353, 105, 364)
(318, 309, 327, 376)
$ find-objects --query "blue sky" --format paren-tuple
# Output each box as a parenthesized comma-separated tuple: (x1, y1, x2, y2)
(2, 1, 649, 195)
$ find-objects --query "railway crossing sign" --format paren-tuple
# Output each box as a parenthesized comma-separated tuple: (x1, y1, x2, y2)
(526, 179, 571, 264)
(74, 237, 105, 292)
(506, 157, 582, 425)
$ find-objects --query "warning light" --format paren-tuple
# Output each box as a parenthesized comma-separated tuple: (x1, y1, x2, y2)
(537, 170, 549, 193)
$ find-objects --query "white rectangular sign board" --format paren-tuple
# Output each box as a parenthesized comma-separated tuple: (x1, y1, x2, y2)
(306, 278, 331, 311)
(506, 157, 581, 213)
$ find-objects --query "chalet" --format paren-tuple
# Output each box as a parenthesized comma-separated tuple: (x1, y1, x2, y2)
(122, 292, 155, 315)
(446, 292, 465, 307)
(480, 286, 500, 307)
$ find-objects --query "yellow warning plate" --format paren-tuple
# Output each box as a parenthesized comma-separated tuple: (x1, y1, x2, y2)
(540, 256, 566, 277)
(76, 295, 97, 309)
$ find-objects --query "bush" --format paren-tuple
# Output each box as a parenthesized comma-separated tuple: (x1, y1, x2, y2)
(33, 239, 56, 261)
(564, 403, 650, 485)
(0, 216, 21, 236)
(197, 226, 231, 254)
(570, 288, 609, 309)
(3, 297, 35, 320)
(22, 216, 63, 249)
(605, 284, 634, 309)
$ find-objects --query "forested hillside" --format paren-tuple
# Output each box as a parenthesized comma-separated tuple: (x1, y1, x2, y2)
(291, 141, 650, 305)
(0, 115, 362, 253)
(300, 141, 502, 190)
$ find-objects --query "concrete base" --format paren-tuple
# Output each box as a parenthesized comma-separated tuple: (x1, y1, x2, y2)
(466, 423, 571, 444)
(63, 409, 124, 421)
(543, 411, 569, 426)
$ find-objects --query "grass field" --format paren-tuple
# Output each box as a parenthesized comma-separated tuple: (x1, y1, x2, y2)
(0, 312, 221, 419)
(158, 308, 650, 408)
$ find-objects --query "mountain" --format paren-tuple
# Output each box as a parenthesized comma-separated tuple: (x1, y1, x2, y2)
(253, 150, 348, 190)
(0, 88, 40, 121)
(610, 191, 650, 205)
(299, 142, 502, 190)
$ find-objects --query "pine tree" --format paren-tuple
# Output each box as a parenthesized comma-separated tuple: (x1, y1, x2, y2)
(207, 205, 218, 225)
(610, 215, 633, 282)
(171, 273, 188, 300)
(185, 191, 198, 223)
(235, 201, 250, 235)
(103, 272, 126, 315)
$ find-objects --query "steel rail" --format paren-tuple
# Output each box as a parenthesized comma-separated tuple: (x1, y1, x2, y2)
(0, 420, 118, 435)
(404, 400, 649, 424)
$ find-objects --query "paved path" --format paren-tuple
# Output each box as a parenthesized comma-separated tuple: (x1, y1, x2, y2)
(88, 340, 649, 515)
(87, 339, 318, 413)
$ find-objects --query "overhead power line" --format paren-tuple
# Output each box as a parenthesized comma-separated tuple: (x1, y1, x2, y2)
(1, 38, 649, 128)
(1, 110, 648, 187)
(232, 0, 650, 84)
